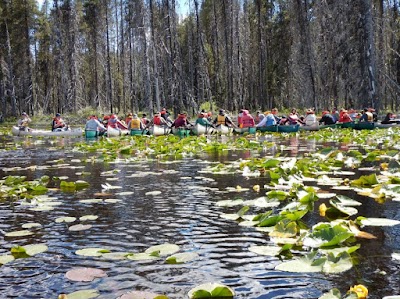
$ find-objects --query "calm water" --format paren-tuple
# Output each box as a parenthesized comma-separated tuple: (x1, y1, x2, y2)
(0, 135, 399, 299)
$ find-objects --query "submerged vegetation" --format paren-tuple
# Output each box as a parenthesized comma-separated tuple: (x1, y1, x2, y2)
(1, 127, 400, 297)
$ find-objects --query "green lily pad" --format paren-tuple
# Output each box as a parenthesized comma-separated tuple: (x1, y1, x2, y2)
(358, 217, 400, 227)
(21, 223, 42, 229)
(79, 215, 98, 221)
(215, 199, 244, 207)
(275, 256, 322, 273)
(5, 230, 34, 237)
(69, 224, 92, 231)
(249, 245, 282, 257)
(104, 198, 122, 203)
(23, 244, 48, 256)
(55, 216, 77, 223)
(119, 291, 169, 299)
(145, 244, 180, 256)
(59, 289, 100, 299)
(101, 252, 130, 260)
(79, 199, 103, 204)
(126, 253, 159, 261)
(321, 253, 354, 274)
(115, 191, 134, 196)
(0, 255, 15, 265)
(165, 252, 199, 264)
(145, 191, 162, 196)
(75, 248, 110, 257)
(329, 199, 358, 216)
(188, 283, 235, 298)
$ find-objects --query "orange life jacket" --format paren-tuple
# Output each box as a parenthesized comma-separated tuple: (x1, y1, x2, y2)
(153, 115, 162, 125)
(217, 115, 226, 125)
(130, 118, 141, 129)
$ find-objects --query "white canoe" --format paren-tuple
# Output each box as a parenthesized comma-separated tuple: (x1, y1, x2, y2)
(106, 127, 130, 137)
(12, 126, 83, 137)
(191, 123, 215, 135)
(216, 124, 233, 135)
(149, 125, 171, 136)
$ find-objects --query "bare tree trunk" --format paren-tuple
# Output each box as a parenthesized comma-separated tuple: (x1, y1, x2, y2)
(4, 21, 17, 116)
(150, 0, 159, 113)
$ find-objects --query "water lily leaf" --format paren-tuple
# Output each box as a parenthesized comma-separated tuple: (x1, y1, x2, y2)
(266, 190, 289, 200)
(75, 180, 90, 189)
(334, 195, 362, 206)
(382, 296, 400, 299)
(188, 283, 235, 298)
(215, 199, 244, 207)
(329, 199, 358, 216)
(392, 253, 400, 260)
(55, 216, 77, 223)
(322, 252, 353, 273)
(269, 220, 298, 238)
(79, 199, 103, 204)
(101, 183, 122, 190)
(22, 244, 48, 256)
(275, 252, 322, 273)
(75, 248, 110, 257)
(59, 289, 99, 299)
(30, 206, 55, 211)
(145, 191, 162, 196)
(79, 215, 98, 221)
(145, 244, 180, 256)
(249, 245, 282, 257)
(101, 252, 130, 260)
(65, 267, 107, 282)
(126, 253, 159, 261)
(318, 289, 342, 299)
(220, 213, 241, 220)
(21, 223, 42, 229)
(303, 223, 354, 248)
(0, 255, 15, 265)
(115, 191, 134, 196)
(358, 217, 400, 227)
(351, 173, 379, 186)
(165, 252, 199, 264)
(69, 224, 92, 231)
(104, 198, 122, 203)
(5, 230, 34, 237)
(118, 291, 169, 299)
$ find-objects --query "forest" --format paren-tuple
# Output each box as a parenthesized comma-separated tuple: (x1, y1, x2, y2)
(0, 0, 399, 118)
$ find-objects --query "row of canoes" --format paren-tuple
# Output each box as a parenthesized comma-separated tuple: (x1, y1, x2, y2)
(11, 121, 398, 138)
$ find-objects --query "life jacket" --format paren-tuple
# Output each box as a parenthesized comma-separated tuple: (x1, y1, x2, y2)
(366, 112, 373, 122)
(241, 111, 255, 128)
(141, 117, 149, 125)
(153, 115, 162, 125)
(52, 118, 65, 130)
(108, 119, 118, 129)
(174, 114, 187, 127)
(130, 118, 141, 129)
(217, 114, 226, 125)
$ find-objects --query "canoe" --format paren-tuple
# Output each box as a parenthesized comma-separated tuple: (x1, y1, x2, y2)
(299, 124, 319, 131)
(338, 122, 354, 129)
(375, 123, 400, 129)
(234, 127, 257, 134)
(216, 124, 233, 135)
(85, 130, 98, 138)
(172, 127, 191, 137)
(130, 129, 145, 136)
(12, 126, 83, 137)
(149, 125, 171, 136)
(257, 125, 278, 132)
(278, 124, 300, 133)
(106, 127, 130, 137)
(191, 123, 215, 135)
(353, 122, 375, 130)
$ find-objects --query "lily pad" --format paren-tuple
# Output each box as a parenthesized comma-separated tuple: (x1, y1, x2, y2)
(79, 199, 103, 204)
(75, 248, 110, 257)
(165, 252, 199, 264)
(392, 253, 400, 261)
(126, 253, 160, 261)
(69, 224, 92, 231)
(5, 230, 34, 237)
(145, 244, 180, 256)
(145, 191, 162, 196)
(115, 191, 134, 196)
(59, 289, 100, 299)
(55, 216, 77, 223)
(101, 252, 130, 260)
(21, 223, 42, 229)
(0, 255, 15, 265)
(79, 215, 98, 221)
(275, 256, 322, 273)
(358, 217, 400, 227)
(104, 198, 122, 203)
(65, 267, 107, 282)
(249, 245, 282, 257)
(23, 244, 48, 256)
(118, 291, 169, 299)
(188, 283, 235, 299)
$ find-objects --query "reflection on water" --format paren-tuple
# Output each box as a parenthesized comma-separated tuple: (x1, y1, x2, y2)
(0, 135, 399, 299)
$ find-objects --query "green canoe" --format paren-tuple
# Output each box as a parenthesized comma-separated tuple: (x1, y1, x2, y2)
(85, 130, 98, 138)
(172, 127, 191, 137)
(257, 125, 279, 132)
(278, 124, 300, 133)
(130, 129, 144, 136)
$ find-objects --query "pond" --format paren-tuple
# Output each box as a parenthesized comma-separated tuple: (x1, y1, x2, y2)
(0, 131, 400, 299)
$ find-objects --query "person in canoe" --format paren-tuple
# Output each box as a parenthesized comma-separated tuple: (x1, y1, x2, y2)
(255, 111, 265, 124)
(125, 112, 133, 125)
(240, 109, 255, 128)
(359, 108, 374, 122)
(237, 109, 244, 127)
(256, 111, 276, 127)
(213, 109, 236, 128)
(127, 113, 145, 131)
(368, 108, 378, 122)
(52, 113, 69, 131)
(271, 108, 281, 123)
(282, 108, 300, 125)
(160, 108, 173, 125)
(303, 109, 317, 126)
(171, 112, 192, 128)
(147, 112, 169, 128)
(195, 112, 214, 127)
(381, 112, 399, 124)
(85, 115, 106, 135)
(141, 113, 150, 126)
(108, 114, 128, 130)
(338, 109, 352, 123)
(319, 110, 336, 125)
(17, 112, 32, 131)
